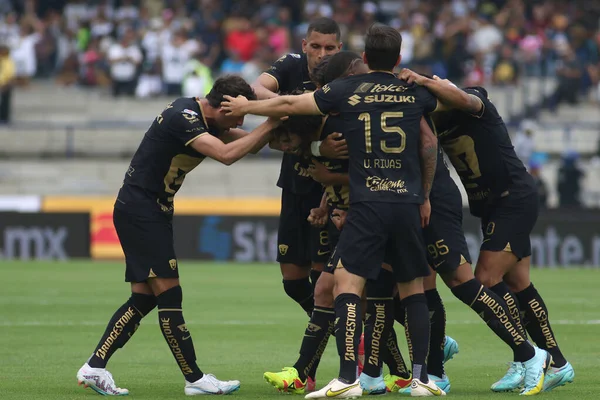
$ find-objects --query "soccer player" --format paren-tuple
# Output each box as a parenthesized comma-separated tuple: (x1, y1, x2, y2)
(251, 17, 344, 318)
(76, 76, 280, 396)
(223, 24, 446, 397)
(400, 69, 573, 394)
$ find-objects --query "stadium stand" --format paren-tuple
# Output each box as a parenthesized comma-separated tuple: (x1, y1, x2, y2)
(1, 0, 600, 207)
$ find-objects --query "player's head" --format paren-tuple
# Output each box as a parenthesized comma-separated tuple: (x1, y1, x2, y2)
(363, 23, 402, 72)
(271, 114, 323, 155)
(303, 17, 342, 72)
(312, 51, 368, 88)
(206, 75, 257, 130)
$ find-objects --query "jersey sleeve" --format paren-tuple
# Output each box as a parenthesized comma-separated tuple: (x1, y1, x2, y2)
(417, 86, 439, 114)
(463, 87, 487, 118)
(313, 80, 344, 115)
(263, 53, 300, 93)
(167, 110, 209, 146)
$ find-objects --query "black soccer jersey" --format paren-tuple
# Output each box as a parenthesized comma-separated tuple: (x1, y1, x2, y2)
(315, 115, 350, 209)
(434, 87, 535, 217)
(426, 115, 457, 203)
(115, 97, 218, 217)
(264, 53, 322, 195)
(313, 72, 438, 204)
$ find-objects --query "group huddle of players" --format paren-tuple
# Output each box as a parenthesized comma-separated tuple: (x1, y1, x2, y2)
(75, 17, 574, 398)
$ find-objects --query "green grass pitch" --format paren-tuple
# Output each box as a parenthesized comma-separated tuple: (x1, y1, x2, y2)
(1, 261, 598, 399)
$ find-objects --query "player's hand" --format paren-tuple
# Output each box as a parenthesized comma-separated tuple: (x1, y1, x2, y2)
(432, 75, 458, 88)
(331, 208, 347, 231)
(399, 68, 427, 85)
(308, 206, 328, 227)
(319, 132, 348, 159)
(420, 198, 431, 228)
(221, 95, 249, 117)
(309, 158, 334, 184)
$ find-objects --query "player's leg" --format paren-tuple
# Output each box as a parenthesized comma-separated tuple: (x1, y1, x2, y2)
(360, 265, 395, 395)
(264, 223, 340, 394)
(504, 257, 574, 391)
(149, 275, 240, 395)
(423, 268, 448, 385)
(77, 209, 158, 396)
(390, 204, 445, 397)
(278, 190, 314, 315)
(474, 199, 551, 395)
(306, 203, 385, 399)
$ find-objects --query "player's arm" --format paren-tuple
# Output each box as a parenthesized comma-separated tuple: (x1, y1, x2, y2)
(421, 76, 484, 115)
(251, 73, 280, 100)
(309, 158, 349, 186)
(221, 92, 322, 118)
(221, 124, 274, 154)
(419, 116, 438, 200)
(399, 68, 483, 114)
(189, 119, 277, 165)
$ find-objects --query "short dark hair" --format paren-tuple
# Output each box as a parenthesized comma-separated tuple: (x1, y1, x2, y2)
(206, 75, 256, 108)
(271, 112, 323, 157)
(364, 23, 402, 71)
(307, 17, 341, 41)
(312, 51, 363, 87)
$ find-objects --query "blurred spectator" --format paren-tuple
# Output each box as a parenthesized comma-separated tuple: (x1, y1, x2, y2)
(529, 161, 548, 210)
(160, 30, 193, 96)
(107, 28, 142, 97)
(182, 53, 213, 97)
(493, 45, 519, 85)
(557, 151, 584, 208)
(513, 120, 536, 167)
(0, 43, 15, 123)
(225, 17, 258, 62)
(10, 23, 39, 86)
(550, 49, 582, 110)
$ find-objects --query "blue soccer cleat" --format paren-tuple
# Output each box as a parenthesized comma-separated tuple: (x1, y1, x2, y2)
(443, 336, 459, 364)
(543, 362, 574, 392)
(359, 373, 386, 395)
(491, 362, 525, 392)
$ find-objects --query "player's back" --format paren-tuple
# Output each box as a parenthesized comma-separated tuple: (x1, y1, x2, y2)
(313, 71, 438, 205)
(116, 97, 215, 216)
(434, 87, 534, 215)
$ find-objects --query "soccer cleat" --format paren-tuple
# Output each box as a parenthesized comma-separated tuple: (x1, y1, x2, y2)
(520, 348, 552, 396)
(264, 367, 306, 394)
(357, 333, 365, 376)
(427, 375, 450, 394)
(384, 373, 411, 392)
(76, 363, 129, 396)
(305, 378, 362, 399)
(307, 376, 317, 393)
(184, 373, 240, 396)
(410, 379, 446, 397)
(491, 362, 525, 392)
(543, 362, 574, 392)
(359, 373, 386, 395)
(442, 336, 459, 364)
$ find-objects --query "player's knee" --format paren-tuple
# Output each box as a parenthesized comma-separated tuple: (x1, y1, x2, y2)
(441, 263, 474, 288)
(314, 280, 334, 308)
(280, 263, 310, 280)
(474, 266, 503, 288)
(129, 292, 157, 316)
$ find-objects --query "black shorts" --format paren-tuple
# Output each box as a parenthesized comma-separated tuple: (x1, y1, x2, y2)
(480, 191, 538, 260)
(425, 189, 472, 274)
(332, 202, 430, 283)
(277, 189, 330, 265)
(113, 208, 178, 283)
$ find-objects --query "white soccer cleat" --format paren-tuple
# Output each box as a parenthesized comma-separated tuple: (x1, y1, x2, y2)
(184, 373, 241, 395)
(77, 363, 129, 396)
(410, 378, 446, 397)
(305, 378, 362, 399)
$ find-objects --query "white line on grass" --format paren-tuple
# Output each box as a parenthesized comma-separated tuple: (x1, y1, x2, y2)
(2, 319, 600, 327)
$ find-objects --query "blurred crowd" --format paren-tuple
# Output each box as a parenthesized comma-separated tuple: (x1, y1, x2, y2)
(1, 0, 600, 105)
